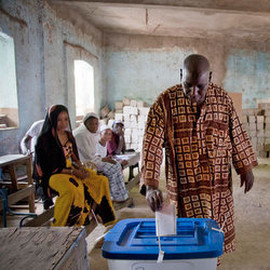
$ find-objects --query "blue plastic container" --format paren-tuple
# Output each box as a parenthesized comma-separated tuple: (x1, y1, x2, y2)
(102, 218, 224, 270)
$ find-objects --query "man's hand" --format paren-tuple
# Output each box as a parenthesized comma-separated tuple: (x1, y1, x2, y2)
(240, 170, 254, 193)
(146, 186, 163, 212)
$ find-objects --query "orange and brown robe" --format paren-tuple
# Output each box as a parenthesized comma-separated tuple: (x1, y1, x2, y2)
(141, 83, 258, 253)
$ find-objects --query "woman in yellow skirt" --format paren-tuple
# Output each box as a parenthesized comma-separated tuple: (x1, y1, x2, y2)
(35, 104, 116, 226)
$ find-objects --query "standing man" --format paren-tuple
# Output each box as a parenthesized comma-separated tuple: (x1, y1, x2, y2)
(141, 54, 258, 255)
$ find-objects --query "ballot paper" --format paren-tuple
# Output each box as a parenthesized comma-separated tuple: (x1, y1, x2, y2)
(155, 203, 177, 237)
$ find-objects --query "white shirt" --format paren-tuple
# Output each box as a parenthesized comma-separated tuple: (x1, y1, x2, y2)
(73, 124, 99, 162)
(26, 120, 44, 153)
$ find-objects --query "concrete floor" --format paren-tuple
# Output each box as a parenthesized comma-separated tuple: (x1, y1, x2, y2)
(88, 158, 270, 270)
(1, 159, 269, 269)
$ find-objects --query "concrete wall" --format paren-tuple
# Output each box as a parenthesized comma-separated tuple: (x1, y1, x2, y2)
(0, 0, 104, 155)
(224, 49, 270, 108)
(104, 34, 270, 110)
(1, 0, 270, 155)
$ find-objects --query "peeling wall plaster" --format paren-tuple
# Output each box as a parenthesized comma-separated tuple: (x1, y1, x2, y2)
(104, 34, 270, 110)
(1, 0, 270, 155)
(0, 0, 104, 155)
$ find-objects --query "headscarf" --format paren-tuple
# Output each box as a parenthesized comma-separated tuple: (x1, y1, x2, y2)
(99, 125, 111, 134)
(83, 112, 99, 125)
(34, 104, 79, 187)
(112, 120, 124, 132)
(40, 104, 71, 137)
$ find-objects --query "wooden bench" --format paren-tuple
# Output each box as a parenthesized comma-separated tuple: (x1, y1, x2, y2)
(22, 152, 141, 227)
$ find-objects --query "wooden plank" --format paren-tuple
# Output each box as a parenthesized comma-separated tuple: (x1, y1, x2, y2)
(0, 185, 35, 212)
(0, 227, 87, 270)
(7, 164, 19, 191)
(0, 181, 29, 188)
(55, 228, 89, 270)
(23, 207, 54, 227)
(0, 154, 29, 167)
(25, 157, 33, 184)
(28, 190, 35, 213)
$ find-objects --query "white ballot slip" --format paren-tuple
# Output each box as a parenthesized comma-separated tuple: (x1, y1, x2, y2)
(155, 203, 177, 237)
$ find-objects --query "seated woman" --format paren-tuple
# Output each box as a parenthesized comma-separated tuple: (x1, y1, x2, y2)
(107, 120, 140, 179)
(95, 125, 129, 203)
(35, 105, 116, 227)
(107, 120, 126, 155)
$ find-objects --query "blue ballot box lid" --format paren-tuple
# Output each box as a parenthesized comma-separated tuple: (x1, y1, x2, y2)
(102, 218, 224, 260)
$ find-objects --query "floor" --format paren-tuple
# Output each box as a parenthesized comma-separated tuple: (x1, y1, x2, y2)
(87, 158, 270, 270)
(1, 159, 270, 269)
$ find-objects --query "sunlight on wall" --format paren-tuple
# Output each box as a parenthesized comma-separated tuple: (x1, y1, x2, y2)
(74, 60, 94, 119)
(0, 32, 19, 129)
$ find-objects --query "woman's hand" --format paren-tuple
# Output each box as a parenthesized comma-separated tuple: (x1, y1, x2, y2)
(121, 160, 128, 167)
(102, 157, 117, 164)
(72, 167, 89, 180)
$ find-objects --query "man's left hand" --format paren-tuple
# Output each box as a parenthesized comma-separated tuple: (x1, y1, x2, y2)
(240, 170, 254, 193)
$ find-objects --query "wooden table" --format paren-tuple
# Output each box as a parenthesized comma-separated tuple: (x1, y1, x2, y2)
(0, 154, 35, 213)
(0, 227, 89, 270)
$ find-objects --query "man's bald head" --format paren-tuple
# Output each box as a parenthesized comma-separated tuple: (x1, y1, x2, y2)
(183, 54, 210, 74)
(181, 54, 212, 107)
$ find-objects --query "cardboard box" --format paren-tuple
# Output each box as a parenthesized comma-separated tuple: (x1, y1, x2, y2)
(123, 97, 130, 106)
(130, 100, 137, 107)
(100, 105, 110, 118)
(256, 116, 264, 123)
(115, 113, 123, 121)
(115, 101, 123, 110)
(249, 116, 256, 123)
(138, 107, 150, 116)
(228, 92, 242, 121)
(249, 123, 256, 130)
(256, 122, 264, 131)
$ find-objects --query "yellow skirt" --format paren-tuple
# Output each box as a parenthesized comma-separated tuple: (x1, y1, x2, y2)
(49, 168, 116, 227)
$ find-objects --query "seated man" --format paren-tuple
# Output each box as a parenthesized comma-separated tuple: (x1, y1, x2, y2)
(20, 119, 53, 210)
(73, 113, 131, 203)
(20, 119, 44, 159)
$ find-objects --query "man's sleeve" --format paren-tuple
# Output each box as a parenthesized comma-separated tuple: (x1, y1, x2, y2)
(141, 98, 165, 188)
(229, 98, 258, 174)
(27, 121, 43, 137)
(26, 122, 38, 137)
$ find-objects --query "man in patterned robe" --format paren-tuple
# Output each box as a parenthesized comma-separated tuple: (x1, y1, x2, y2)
(141, 54, 258, 254)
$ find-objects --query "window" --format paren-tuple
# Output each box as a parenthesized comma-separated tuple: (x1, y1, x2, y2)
(0, 32, 19, 130)
(74, 60, 94, 125)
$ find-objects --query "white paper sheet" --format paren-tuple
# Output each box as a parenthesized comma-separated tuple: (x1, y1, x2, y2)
(155, 204, 176, 237)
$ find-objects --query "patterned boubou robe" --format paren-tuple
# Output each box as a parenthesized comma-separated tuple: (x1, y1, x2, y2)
(141, 83, 258, 253)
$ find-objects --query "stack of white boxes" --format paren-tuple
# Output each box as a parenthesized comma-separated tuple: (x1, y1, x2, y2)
(242, 103, 270, 158)
(113, 98, 150, 151)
